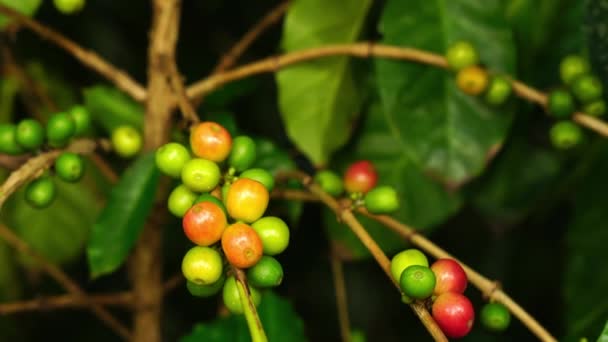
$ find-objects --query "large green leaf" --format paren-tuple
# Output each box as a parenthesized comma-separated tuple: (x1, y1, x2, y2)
(87, 153, 160, 278)
(276, 0, 371, 165)
(324, 102, 462, 259)
(565, 143, 608, 340)
(83, 85, 143, 133)
(376, 0, 516, 186)
(180, 291, 306, 342)
(587, 0, 608, 99)
(0, 0, 42, 29)
(598, 320, 608, 342)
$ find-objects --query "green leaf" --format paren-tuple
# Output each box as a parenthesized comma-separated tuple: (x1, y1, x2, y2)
(180, 291, 306, 342)
(83, 85, 143, 133)
(2, 179, 99, 268)
(324, 102, 462, 259)
(0, 0, 42, 29)
(587, 0, 608, 99)
(87, 153, 160, 278)
(376, 0, 516, 186)
(565, 143, 608, 340)
(276, 0, 372, 165)
(598, 320, 608, 342)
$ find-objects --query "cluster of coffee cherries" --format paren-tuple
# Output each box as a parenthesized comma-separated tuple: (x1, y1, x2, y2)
(546, 55, 604, 149)
(155, 121, 289, 313)
(314, 160, 399, 214)
(391, 249, 511, 338)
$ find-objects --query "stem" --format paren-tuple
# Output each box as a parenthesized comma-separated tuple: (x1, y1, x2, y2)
(0, 224, 131, 339)
(185, 42, 608, 138)
(0, 291, 133, 314)
(233, 267, 268, 342)
(0, 4, 146, 102)
(330, 251, 351, 342)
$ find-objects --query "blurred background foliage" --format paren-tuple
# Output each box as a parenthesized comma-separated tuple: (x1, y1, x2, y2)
(0, 0, 607, 341)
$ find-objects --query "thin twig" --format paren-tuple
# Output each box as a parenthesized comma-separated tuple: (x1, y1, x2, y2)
(168, 62, 200, 126)
(0, 4, 146, 102)
(232, 266, 268, 342)
(89, 153, 119, 183)
(281, 171, 447, 342)
(0, 139, 110, 209)
(185, 42, 608, 138)
(330, 251, 351, 342)
(0, 291, 133, 315)
(0, 224, 131, 339)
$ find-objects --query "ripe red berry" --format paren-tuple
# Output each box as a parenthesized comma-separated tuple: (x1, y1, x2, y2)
(221, 222, 264, 268)
(431, 258, 467, 295)
(432, 292, 475, 338)
(190, 122, 232, 162)
(183, 201, 228, 246)
(343, 160, 378, 194)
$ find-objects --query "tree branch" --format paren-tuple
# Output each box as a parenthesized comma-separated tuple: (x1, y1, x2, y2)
(0, 4, 147, 102)
(232, 266, 268, 342)
(330, 250, 351, 342)
(0, 223, 131, 339)
(0, 139, 110, 209)
(168, 61, 200, 126)
(185, 42, 608, 138)
(0, 291, 133, 315)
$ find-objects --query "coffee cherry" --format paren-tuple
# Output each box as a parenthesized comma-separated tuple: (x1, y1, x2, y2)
(314, 170, 343, 196)
(584, 100, 606, 117)
(155, 142, 191, 178)
(548, 89, 575, 118)
(24, 176, 56, 209)
(432, 292, 475, 338)
(550, 121, 582, 150)
(247, 255, 284, 287)
(485, 76, 512, 106)
(399, 265, 436, 300)
(390, 249, 428, 283)
(364, 186, 399, 214)
(53, 0, 85, 14)
(344, 160, 378, 194)
(225, 178, 269, 223)
(240, 168, 275, 192)
(16, 119, 44, 150)
(560, 55, 590, 85)
(221, 222, 264, 268)
(0, 124, 24, 155)
(46, 113, 76, 147)
(69, 105, 91, 136)
(181, 246, 223, 285)
(446, 41, 479, 71)
(187, 274, 225, 298)
(251, 216, 290, 256)
(111, 125, 142, 158)
(480, 302, 511, 332)
(222, 276, 262, 314)
(229, 136, 256, 172)
(572, 74, 603, 103)
(456, 66, 489, 96)
(183, 202, 227, 246)
(190, 122, 232, 162)
(54, 152, 85, 182)
(194, 193, 227, 214)
(431, 258, 467, 295)
(181, 158, 221, 193)
(168, 184, 197, 217)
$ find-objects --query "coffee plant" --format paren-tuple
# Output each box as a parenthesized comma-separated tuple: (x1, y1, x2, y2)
(0, 0, 607, 341)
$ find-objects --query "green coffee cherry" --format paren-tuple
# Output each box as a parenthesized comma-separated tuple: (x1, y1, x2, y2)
(485, 76, 512, 106)
(314, 170, 344, 196)
(167, 184, 197, 217)
(364, 186, 399, 214)
(16, 119, 45, 150)
(181, 158, 221, 192)
(480, 302, 511, 332)
(53, 0, 85, 14)
(25, 176, 56, 209)
(399, 265, 436, 300)
(187, 274, 225, 298)
(155, 142, 191, 178)
(54, 152, 85, 182)
(69, 105, 91, 136)
(46, 113, 76, 148)
(240, 168, 274, 192)
(0, 124, 25, 155)
(550, 121, 582, 150)
(572, 74, 603, 103)
(446, 41, 479, 71)
(390, 249, 428, 283)
(229, 136, 257, 172)
(584, 100, 606, 117)
(247, 256, 284, 288)
(111, 125, 142, 158)
(547, 90, 575, 118)
(560, 55, 590, 85)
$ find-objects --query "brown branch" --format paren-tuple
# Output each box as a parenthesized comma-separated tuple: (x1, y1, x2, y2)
(185, 42, 608, 139)
(0, 223, 131, 339)
(0, 139, 110, 209)
(0, 291, 133, 315)
(330, 251, 351, 342)
(232, 266, 267, 342)
(89, 153, 119, 184)
(168, 61, 200, 126)
(0, 153, 31, 170)
(0, 4, 147, 102)
(283, 171, 447, 342)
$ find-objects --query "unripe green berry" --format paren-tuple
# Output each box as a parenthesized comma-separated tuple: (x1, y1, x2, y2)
(560, 55, 590, 85)
(16, 119, 45, 150)
(155, 142, 191, 178)
(584, 100, 606, 117)
(69, 105, 92, 136)
(247, 255, 284, 287)
(46, 113, 76, 148)
(54, 152, 85, 182)
(446, 41, 479, 71)
(25, 176, 56, 209)
(550, 121, 582, 150)
(53, 0, 85, 14)
(480, 302, 511, 332)
(314, 170, 343, 196)
(399, 265, 436, 300)
(572, 74, 603, 103)
(229, 136, 257, 172)
(390, 249, 428, 283)
(181, 246, 223, 285)
(364, 186, 399, 214)
(187, 274, 225, 298)
(0, 124, 25, 155)
(548, 89, 575, 118)
(111, 125, 142, 158)
(485, 76, 512, 106)
(181, 158, 221, 193)
(167, 184, 197, 217)
(240, 168, 274, 192)
(251, 216, 290, 256)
